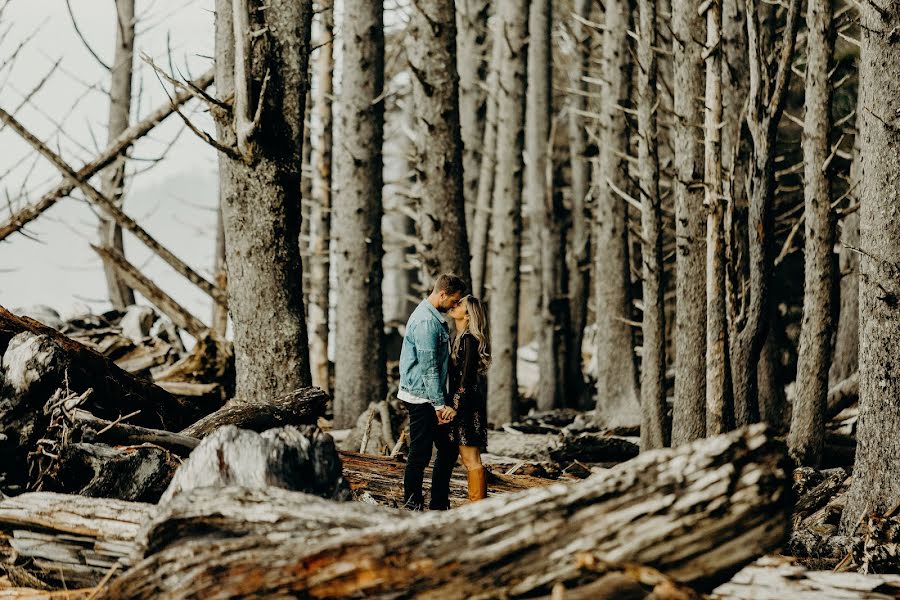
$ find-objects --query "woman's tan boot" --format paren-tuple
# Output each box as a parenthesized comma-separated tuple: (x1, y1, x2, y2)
(467, 467, 487, 502)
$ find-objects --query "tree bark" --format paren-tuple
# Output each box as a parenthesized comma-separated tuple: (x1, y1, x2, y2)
(331, 0, 386, 428)
(406, 0, 471, 283)
(180, 386, 326, 438)
(730, 0, 801, 427)
(526, 0, 568, 412)
(214, 0, 313, 406)
(309, 4, 334, 393)
(98, 0, 136, 309)
(565, 0, 593, 408)
(841, 0, 900, 533)
(670, 0, 706, 445)
(487, 0, 529, 425)
(102, 425, 791, 599)
(469, 11, 503, 298)
(592, 0, 639, 429)
(456, 0, 490, 238)
(211, 200, 228, 337)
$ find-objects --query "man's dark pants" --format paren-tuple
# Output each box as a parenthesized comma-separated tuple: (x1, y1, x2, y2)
(403, 402, 459, 510)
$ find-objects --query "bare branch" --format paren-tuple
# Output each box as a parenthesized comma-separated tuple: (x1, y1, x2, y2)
(65, 0, 111, 70)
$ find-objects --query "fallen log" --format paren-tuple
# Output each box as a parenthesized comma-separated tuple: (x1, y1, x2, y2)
(0, 492, 150, 589)
(338, 450, 551, 507)
(66, 409, 199, 456)
(712, 555, 900, 599)
(548, 432, 640, 464)
(827, 372, 859, 420)
(0, 586, 94, 599)
(160, 425, 350, 503)
(180, 387, 327, 438)
(101, 425, 791, 599)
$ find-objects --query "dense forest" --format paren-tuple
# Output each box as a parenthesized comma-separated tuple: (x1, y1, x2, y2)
(0, 0, 898, 597)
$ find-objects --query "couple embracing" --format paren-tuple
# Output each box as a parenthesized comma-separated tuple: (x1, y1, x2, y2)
(398, 273, 491, 510)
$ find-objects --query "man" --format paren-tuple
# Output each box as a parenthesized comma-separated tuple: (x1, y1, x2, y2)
(399, 273, 467, 510)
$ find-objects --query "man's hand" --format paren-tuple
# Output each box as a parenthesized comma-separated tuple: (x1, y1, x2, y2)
(437, 406, 456, 424)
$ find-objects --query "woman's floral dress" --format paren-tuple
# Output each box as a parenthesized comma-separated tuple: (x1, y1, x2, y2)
(448, 332, 488, 449)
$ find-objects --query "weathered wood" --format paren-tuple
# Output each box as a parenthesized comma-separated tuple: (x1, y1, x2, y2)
(0, 492, 151, 589)
(549, 432, 640, 465)
(67, 409, 200, 456)
(713, 556, 900, 599)
(826, 372, 859, 420)
(161, 425, 350, 504)
(180, 387, 326, 438)
(0, 586, 93, 599)
(102, 425, 791, 598)
(338, 450, 550, 508)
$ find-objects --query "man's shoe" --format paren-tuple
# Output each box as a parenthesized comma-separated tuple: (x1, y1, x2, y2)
(467, 467, 487, 502)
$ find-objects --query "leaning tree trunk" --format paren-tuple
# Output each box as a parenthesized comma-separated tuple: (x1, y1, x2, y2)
(98, 0, 136, 309)
(636, 0, 667, 450)
(406, 0, 471, 283)
(526, 0, 568, 412)
(790, 0, 834, 467)
(670, 0, 706, 445)
(456, 0, 490, 238)
(565, 0, 593, 409)
(332, 0, 386, 428)
(309, 4, 334, 393)
(469, 12, 503, 298)
(592, 0, 639, 428)
(487, 0, 529, 426)
(729, 0, 801, 428)
(214, 0, 313, 406)
(841, 1, 900, 533)
(102, 426, 791, 599)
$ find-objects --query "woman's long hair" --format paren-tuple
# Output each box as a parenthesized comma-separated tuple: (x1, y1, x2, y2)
(453, 295, 491, 375)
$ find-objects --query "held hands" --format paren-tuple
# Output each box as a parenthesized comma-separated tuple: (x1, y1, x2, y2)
(437, 405, 457, 424)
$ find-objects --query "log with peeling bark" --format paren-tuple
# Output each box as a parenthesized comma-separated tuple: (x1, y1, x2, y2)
(101, 425, 791, 599)
(712, 556, 900, 599)
(0, 492, 151, 589)
(180, 387, 327, 438)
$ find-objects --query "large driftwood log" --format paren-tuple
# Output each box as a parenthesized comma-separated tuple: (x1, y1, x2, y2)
(180, 387, 327, 438)
(338, 450, 551, 508)
(160, 425, 350, 503)
(0, 492, 150, 589)
(102, 425, 791, 599)
(713, 556, 900, 599)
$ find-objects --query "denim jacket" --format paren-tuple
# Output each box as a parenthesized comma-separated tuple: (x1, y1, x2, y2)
(399, 299, 450, 407)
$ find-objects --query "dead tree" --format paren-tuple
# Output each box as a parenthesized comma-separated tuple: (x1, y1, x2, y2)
(102, 425, 791, 599)
(565, 0, 593, 408)
(331, 0, 386, 428)
(487, 0, 530, 425)
(406, 0, 471, 283)
(526, 0, 569, 412)
(592, 0, 640, 428)
(636, 0, 667, 450)
(98, 0, 137, 309)
(790, 0, 835, 467)
(670, 0, 706, 444)
(456, 0, 490, 235)
(212, 0, 313, 406)
(308, 4, 334, 393)
(841, 0, 900, 534)
(729, 0, 801, 427)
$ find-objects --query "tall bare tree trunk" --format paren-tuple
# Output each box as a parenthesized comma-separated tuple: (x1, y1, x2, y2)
(300, 88, 314, 317)
(457, 0, 490, 239)
(636, 0, 667, 450)
(406, 0, 470, 283)
(309, 5, 334, 393)
(214, 0, 313, 406)
(566, 0, 593, 408)
(333, 0, 385, 427)
(670, 0, 706, 444)
(829, 110, 861, 385)
(98, 0, 136, 310)
(841, 1, 900, 533)
(592, 0, 639, 428)
(526, 0, 567, 411)
(730, 0, 801, 427)
(790, 0, 834, 467)
(487, 0, 529, 425)
(211, 200, 228, 337)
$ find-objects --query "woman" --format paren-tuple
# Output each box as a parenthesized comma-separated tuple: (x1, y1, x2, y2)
(446, 295, 490, 502)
